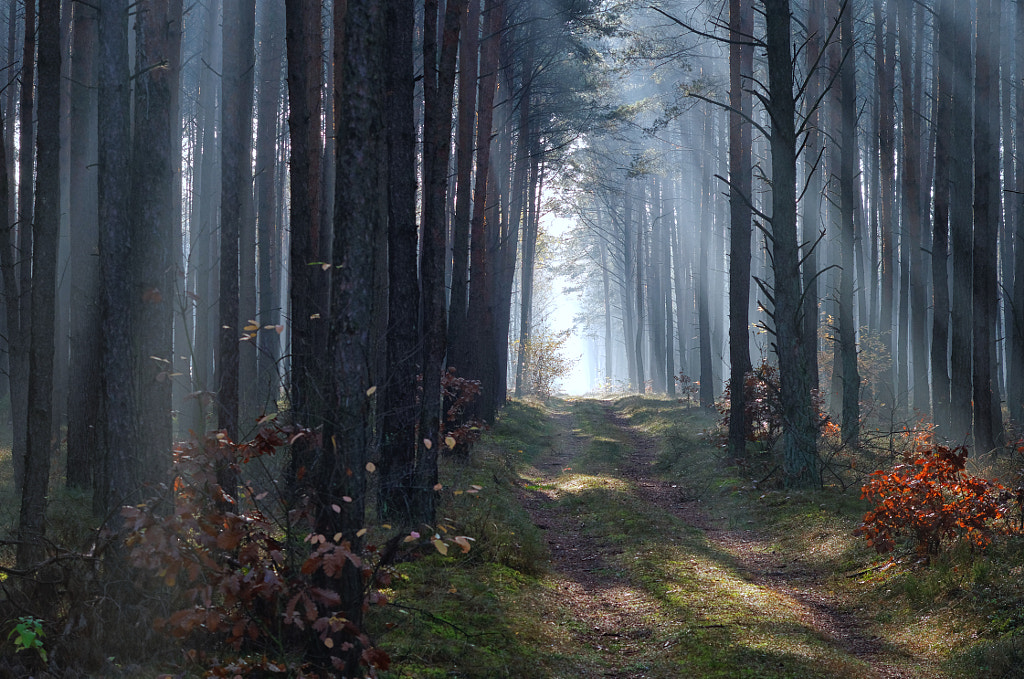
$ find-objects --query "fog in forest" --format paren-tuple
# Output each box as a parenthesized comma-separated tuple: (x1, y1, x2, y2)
(0, 0, 1021, 673)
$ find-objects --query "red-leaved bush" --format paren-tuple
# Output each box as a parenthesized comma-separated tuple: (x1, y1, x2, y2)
(854, 445, 1006, 557)
(121, 423, 391, 677)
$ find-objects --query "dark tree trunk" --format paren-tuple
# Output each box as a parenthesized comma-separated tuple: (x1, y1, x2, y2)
(316, 0, 386, 670)
(765, 0, 817, 487)
(284, 0, 324, 493)
(838, 0, 860, 443)
(876, 0, 897, 404)
(449, 0, 480, 360)
(973, 0, 1003, 453)
(66, 1, 99, 490)
(218, 0, 255, 448)
(95, 0, 138, 519)
(897, 0, 928, 415)
(255, 0, 284, 413)
(634, 184, 646, 392)
(949, 0, 973, 441)
(801, 0, 822, 400)
(131, 0, 181, 485)
(1012, 0, 1024, 427)
(417, 0, 467, 523)
(379, 0, 419, 526)
(12, 0, 35, 490)
(465, 0, 501, 421)
(728, 0, 753, 454)
(514, 151, 541, 398)
(18, 0, 60, 568)
(698, 110, 714, 408)
(932, 0, 953, 434)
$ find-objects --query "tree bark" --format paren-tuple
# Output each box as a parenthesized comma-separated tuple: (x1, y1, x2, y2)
(379, 0, 419, 526)
(131, 0, 181, 486)
(931, 0, 953, 434)
(838, 0, 860, 443)
(728, 0, 753, 454)
(284, 0, 324, 494)
(255, 0, 284, 414)
(417, 0, 467, 522)
(949, 0, 974, 442)
(765, 0, 817, 486)
(449, 0, 480, 360)
(973, 0, 1003, 453)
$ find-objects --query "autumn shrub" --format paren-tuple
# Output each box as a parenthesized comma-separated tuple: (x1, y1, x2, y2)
(122, 422, 473, 677)
(718, 358, 783, 450)
(854, 445, 1007, 558)
(674, 372, 700, 407)
(516, 329, 577, 400)
(442, 367, 485, 456)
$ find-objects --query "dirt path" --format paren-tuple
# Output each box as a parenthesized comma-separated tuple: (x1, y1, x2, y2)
(519, 399, 934, 679)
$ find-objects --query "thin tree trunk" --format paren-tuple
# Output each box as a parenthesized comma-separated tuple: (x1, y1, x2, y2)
(417, 0, 466, 522)
(932, 0, 953, 434)
(465, 0, 501, 421)
(838, 0, 860, 443)
(449, 0, 480, 360)
(255, 0, 283, 413)
(949, 0, 974, 441)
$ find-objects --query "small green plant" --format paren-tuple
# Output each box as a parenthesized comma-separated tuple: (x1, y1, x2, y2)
(9, 616, 46, 663)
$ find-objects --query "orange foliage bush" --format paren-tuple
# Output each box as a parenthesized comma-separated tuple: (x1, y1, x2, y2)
(121, 422, 391, 677)
(854, 445, 1006, 557)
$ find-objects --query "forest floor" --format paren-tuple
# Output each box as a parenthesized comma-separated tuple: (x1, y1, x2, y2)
(515, 398, 932, 678)
(379, 397, 1024, 678)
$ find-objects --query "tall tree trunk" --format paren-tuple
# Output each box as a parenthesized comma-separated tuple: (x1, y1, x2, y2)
(897, 0, 928, 415)
(66, 1, 99, 490)
(417, 0, 466, 522)
(187, 0, 221, 437)
(931, 0, 953, 434)
(765, 0, 817, 486)
(465, 0, 501, 421)
(12, 0, 35, 490)
(218, 0, 255, 448)
(949, 0, 974, 441)
(131, 0, 181, 485)
(801, 0, 823, 400)
(255, 0, 284, 413)
(662, 175, 676, 397)
(727, 0, 752, 452)
(698, 110, 714, 408)
(284, 0, 324, 494)
(1012, 0, 1024, 427)
(320, 1, 385, 669)
(838, 0, 860, 443)
(973, 0, 1003, 453)
(514, 152, 540, 398)
(95, 0, 138, 520)
(449, 0, 480, 360)
(876, 0, 897, 406)
(18, 0, 60, 569)
(379, 0, 419, 526)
